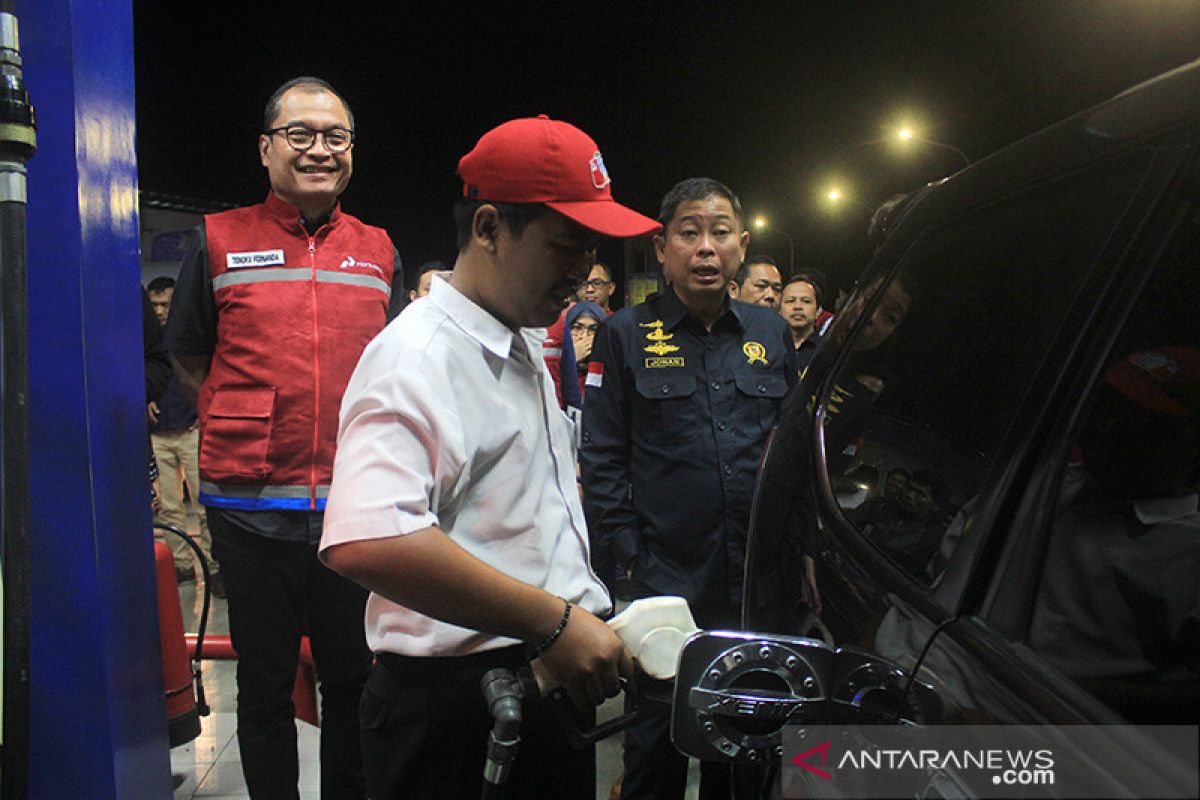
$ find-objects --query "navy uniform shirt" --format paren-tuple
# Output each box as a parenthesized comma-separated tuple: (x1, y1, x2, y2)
(581, 288, 797, 612)
(795, 330, 822, 372)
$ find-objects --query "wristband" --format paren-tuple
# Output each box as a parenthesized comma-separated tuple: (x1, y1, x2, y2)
(531, 597, 572, 657)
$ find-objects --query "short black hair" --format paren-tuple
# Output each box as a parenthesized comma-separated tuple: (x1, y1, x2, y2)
(657, 177, 743, 230)
(733, 256, 781, 289)
(263, 76, 355, 133)
(794, 267, 828, 298)
(418, 260, 446, 276)
(591, 261, 613, 282)
(147, 276, 175, 294)
(452, 199, 548, 251)
(785, 273, 824, 307)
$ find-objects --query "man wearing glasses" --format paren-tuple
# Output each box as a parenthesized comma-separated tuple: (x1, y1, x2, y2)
(578, 261, 617, 313)
(167, 76, 402, 799)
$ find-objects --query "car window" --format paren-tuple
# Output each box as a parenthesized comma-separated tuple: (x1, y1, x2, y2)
(819, 152, 1153, 587)
(1028, 214, 1200, 723)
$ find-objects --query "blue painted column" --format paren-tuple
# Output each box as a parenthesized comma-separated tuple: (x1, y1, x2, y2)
(19, 0, 171, 796)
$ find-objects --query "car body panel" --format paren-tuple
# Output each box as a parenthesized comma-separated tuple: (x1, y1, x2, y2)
(673, 58, 1200, 799)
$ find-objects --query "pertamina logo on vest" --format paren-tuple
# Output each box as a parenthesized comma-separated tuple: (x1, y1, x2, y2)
(339, 255, 385, 277)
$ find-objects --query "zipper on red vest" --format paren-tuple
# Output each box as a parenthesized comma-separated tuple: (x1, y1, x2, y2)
(308, 235, 320, 511)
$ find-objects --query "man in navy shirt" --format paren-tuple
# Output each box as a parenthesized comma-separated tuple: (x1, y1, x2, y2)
(779, 273, 823, 371)
(581, 177, 797, 799)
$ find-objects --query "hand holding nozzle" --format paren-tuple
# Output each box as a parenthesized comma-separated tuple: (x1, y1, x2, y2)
(537, 604, 630, 710)
(606, 596, 699, 679)
(532, 596, 699, 701)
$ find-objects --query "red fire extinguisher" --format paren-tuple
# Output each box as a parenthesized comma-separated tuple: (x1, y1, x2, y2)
(155, 539, 201, 746)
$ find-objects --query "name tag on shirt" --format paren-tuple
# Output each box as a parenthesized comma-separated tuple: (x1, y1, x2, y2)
(227, 249, 285, 269)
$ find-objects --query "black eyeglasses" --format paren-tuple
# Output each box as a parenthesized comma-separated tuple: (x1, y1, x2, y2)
(265, 125, 355, 154)
(581, 278, 612, 289)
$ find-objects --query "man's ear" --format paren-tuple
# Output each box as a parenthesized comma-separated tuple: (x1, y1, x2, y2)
(652, 233, 666, 265)
(728, 282, 740, 299)
(259, 135, 272, 167)
(472, 204, 502, 253)
(407, 289, 417, 301)
(738, 229, 750, 262)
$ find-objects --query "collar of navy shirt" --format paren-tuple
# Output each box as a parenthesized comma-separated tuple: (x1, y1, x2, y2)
(655, 285, 749, 335)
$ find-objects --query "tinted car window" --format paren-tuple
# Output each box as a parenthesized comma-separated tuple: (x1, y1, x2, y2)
(816, 153, 1155, 587)
(1028, 215, 1200, 723)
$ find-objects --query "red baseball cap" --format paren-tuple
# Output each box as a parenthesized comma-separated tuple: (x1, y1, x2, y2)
(457, 115, 660, 238)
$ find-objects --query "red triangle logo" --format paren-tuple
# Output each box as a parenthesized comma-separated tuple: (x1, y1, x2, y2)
(791, 740, 832, 780)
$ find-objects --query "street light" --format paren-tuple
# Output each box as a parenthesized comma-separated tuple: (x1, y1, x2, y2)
(752, 215, 794, 273)
(822, 185, 873, 215)
(892, 125, 970, 168)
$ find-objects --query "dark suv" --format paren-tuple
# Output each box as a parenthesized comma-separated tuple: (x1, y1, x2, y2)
(670, 60, 1200, 797)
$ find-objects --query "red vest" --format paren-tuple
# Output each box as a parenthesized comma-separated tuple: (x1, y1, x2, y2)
(197, 192, 394, 511)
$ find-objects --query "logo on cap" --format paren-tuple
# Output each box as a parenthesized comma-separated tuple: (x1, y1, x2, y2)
(590, 151, 611, 190)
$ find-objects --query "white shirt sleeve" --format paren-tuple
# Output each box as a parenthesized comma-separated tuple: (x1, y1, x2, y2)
(320, 347, 464, 552)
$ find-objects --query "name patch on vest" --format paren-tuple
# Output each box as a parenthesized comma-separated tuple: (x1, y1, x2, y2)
(227, 249, 285, 269)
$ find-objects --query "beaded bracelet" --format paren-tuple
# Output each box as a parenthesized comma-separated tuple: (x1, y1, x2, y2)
(531, 598, 572, 657)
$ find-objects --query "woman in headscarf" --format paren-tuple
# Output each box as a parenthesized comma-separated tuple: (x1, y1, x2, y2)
(565, 300, 606, 399)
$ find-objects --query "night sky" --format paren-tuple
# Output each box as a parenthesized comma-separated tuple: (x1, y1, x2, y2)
(133, 1, 1200, 292)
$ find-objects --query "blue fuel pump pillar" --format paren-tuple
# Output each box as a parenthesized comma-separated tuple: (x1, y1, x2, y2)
(18, 0, 172, 796)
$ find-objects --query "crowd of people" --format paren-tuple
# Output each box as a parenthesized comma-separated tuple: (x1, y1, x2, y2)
(145, 70, 1199, 800)
(146, 74, 856, 800)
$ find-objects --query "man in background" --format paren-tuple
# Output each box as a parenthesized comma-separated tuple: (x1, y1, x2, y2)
(579, 260, 617, 313)
(728, 254, 783, 308)
(779, 273, 822, 369)
(147, 275, 220, 594)
(408, 259, 446, 301)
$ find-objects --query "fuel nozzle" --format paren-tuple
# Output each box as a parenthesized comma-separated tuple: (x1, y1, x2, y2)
(480, 667, 534, 789)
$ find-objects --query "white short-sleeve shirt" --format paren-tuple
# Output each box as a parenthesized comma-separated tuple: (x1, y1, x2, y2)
(321, 275, 611, 656)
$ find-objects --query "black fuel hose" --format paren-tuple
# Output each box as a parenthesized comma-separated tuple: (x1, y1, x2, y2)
(155, 522, 213, 716)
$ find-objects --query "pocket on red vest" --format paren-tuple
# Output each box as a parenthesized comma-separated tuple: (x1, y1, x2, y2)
(200, 387, 276, 482)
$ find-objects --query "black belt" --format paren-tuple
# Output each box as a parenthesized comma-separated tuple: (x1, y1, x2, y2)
(375, 643, 528, 680)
